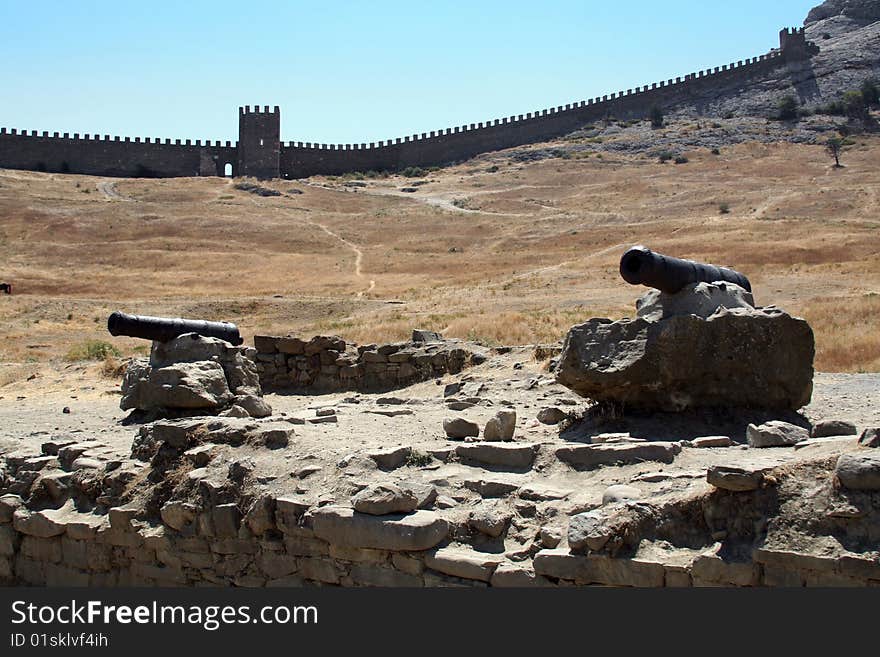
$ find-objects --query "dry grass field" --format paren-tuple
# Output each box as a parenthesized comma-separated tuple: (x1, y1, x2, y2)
(1, 132, 878, 387)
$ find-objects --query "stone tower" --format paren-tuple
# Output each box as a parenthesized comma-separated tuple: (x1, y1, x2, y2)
(237, 105, 280, 179)
(779, 27, 819, 62)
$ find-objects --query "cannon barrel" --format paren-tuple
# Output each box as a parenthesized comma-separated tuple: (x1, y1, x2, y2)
(107, 311, 243, 345)
(619, 246, 751, 294)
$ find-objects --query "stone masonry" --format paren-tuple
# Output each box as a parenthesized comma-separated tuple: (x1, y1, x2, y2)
(252, 334, 488, 393)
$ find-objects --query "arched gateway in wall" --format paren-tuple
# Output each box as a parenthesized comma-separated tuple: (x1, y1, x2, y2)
(0, 28, 817, 181)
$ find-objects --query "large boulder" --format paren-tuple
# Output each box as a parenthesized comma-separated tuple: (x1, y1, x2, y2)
(150, 333, 262, 394)
(120, 333, 271, 418)
(555, 283, 814, 412)
(121, 360, 232, 410)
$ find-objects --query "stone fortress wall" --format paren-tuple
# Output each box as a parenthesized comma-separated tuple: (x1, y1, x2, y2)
(0, 29, 816, 180)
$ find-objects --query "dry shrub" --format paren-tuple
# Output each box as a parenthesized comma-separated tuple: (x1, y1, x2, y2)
(99, 354, 128, 378)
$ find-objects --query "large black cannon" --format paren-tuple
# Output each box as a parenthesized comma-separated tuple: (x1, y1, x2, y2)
(107, 311, 243, 345)
(619, 245, 751, 294)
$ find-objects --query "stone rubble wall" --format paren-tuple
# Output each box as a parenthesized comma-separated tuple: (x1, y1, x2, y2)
(253, 335, 486, 393)
(3, 490, 879, 587)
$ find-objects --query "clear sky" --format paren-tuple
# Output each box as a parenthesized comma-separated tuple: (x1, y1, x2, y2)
(0, 0, 818, 144)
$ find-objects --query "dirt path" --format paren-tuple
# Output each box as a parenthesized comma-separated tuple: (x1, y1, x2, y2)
(245, 195, 376, 296)
(97, 180, 133, 202)
(360, 186, 526, 217)
(304, 218, 376, 296)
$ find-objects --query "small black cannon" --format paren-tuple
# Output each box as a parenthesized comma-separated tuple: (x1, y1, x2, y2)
(619, 245, 751, 294)
(107, 311, 243, 345)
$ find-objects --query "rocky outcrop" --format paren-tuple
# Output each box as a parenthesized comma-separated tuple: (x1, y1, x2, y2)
(555, 282, 815, 412)
(806, 0, 880, 27)
(120, 333, 271, 419)
(253, 334, 487, 393)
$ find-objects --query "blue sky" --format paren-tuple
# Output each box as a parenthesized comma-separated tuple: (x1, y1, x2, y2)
(0, 1, 818, 144)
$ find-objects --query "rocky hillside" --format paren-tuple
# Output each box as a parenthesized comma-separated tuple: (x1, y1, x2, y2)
(806, 0, 880, 33)
(678, 0, 880, 119)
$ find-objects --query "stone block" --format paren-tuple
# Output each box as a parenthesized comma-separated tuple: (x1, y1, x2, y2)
(44, 564, 90, 586)
(0, 525, 18, 556)
(761, 564, 804, 587)
(13, 508, 66, 538)
(706, 465, 767, 492)
(490, 562, 554, 587)
(298, 557, 341, 584)
(212, 504, 242, 538)
(455, 443, 539, 469)
(425, 547, 505, 582)
(391, 553, 424, 576)
(283, 534, 330, 557)
(14, 558, 46, 585)
(311, 507, 449, 551)
(692, 551, 760, 586)
(20, 536, 62, 563)
(0, 495, 24, 523)
(556, 442, 680, 469)
(349, 563, 422, 587)
(329, 544, 389, 564)
(533, 549, 665, 587)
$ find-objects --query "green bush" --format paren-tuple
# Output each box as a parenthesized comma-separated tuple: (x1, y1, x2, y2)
(843, 90, 869, 121)
(401, 166, 425, 178)
(719, 202, 730, 214)
(658, 151, 674, 163)
(65, 340, 122, 361)
(776, 95, 799, 121)
(860, 78, 879, 107)
(674, 156, 689, 165)
(649, 106, 664, 128)
(405, 451, 433, 468)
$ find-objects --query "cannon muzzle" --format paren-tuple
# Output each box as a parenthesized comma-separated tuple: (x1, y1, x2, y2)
(619, 246, 751, 294)
(107, 311, 243, 345)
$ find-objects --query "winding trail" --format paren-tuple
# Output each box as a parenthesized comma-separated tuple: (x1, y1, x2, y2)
(245, 194, 375, 297)
(304, 218, 376, 296)
(97, 180, 134, 202)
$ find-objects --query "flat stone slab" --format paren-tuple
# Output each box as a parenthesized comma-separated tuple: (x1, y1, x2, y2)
(310, 506, 449, 551)
(455, 443, 538, 469)
(691, 436, 735, 448)
(518, 483, 572, 501)
(464, 477, 522, 498)
(706, 465, 767, 491)
(631, 470, 703, 483)
(367, 446, 412, 470)
(556, 442, 681, 469)
(425, 546, 505, 582)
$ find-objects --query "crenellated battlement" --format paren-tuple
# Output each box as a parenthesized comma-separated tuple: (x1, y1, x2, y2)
(779, 26, 819, 60)
(0, 27, 814, 180)
(240, 105, 280, 115)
